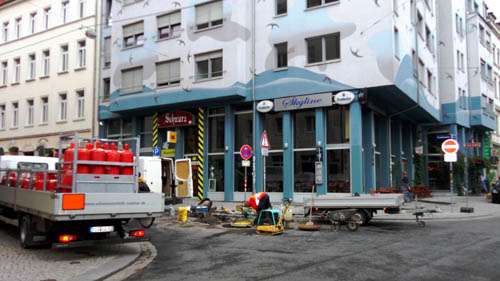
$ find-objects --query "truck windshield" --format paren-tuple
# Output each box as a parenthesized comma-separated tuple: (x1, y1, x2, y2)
(17, 162, 49, 171)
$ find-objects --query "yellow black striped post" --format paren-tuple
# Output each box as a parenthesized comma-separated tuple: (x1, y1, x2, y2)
(152, 113, 159, 148)
(196, 108, 205, 200)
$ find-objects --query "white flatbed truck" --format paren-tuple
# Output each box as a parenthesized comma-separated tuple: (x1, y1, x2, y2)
(0, 136, 164, 248)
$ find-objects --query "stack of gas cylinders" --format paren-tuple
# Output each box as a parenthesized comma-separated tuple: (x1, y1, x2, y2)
(60, 141, 134, 192)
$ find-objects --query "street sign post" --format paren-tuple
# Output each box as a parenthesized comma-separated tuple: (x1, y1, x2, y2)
(240, 145, 252, 198)
(441, 139, 459, 194)
(153, 146, 161, 157)
(261, 131, 270, 192)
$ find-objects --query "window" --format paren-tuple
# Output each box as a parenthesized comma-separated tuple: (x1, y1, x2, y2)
(276, 0, 287, 15)
(12, 102, 18, 128)
(195, 0, 223, 30)
(427, 69, 433, 93)
(79, 0, 85, 18)
(157, 11, 181, 40)
(13, 58, 20, 83)
(234, 109, 253, 192)
(275, 42, 288, 68)
(60, 44, 68, 72)
(30, 12, 36, 34)
(58, 93, 67, 121)
(44, 7, 51, 30)
(479, 24, 485, 46)
(306, 33, 340, 64)
(263, 112, 284, 192)
(103, 37, 111, 67)
(43, 50, 50, 76)
(416, 11, 424, 37)
(27, 99, 34, 126)
(480, 59, 486, 79)
(0, 105, 5, 130)
(327, 107, 350, 144)
(306, 0, 338, 9)
(294, 110, 316, 193)
(105, 0, 112, 26)
(425, 26, 433, 52)
(102, 78, 110, 100)
(62, 0, 69, 24)
(121, 67, 143, 93)
(2, 22, 8, 42)
(208, 108, 225, 192)
(123, 21, 144, 48)
(1, 61, 7, 86)
(156, 59, 181, 87)
(76, 90, 85, 119)
(41, 97, 49, 124)
(15, 17, 21, 39)
(394, 27, 400, 59)
(417, 59, 425, 84)
(456, 51, 461, 71)
(195, 50, 223, 80)
(28, 54, 36, 80)
(77, 40, 86, 68)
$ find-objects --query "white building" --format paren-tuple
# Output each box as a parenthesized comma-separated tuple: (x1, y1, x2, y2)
(0, 0, 97, 155)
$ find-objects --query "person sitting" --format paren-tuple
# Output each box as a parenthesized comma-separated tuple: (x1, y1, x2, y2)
(245, 192, 272, 224)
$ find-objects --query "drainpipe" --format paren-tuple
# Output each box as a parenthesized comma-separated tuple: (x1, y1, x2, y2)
(91, 0, 100, 138)
(251, 0, 257, 193)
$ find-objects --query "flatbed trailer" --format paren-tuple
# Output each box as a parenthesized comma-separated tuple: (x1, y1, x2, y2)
(303, 194, 404, 224)
(0, 136, 164, 248)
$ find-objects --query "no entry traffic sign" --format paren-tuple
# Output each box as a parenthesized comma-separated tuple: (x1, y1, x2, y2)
(441, 139, 459, 154)
(240, 144, 253, 160)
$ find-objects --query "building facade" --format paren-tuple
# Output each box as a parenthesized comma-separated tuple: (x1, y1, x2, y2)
(0, 0, 98, 155)
(99, 0, 497, 201)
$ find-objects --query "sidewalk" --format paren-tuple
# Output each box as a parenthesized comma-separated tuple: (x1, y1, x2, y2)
(176, 195, 500, 222)
(373, 195, 500, 221)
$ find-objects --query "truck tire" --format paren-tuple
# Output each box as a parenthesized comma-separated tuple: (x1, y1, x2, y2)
(19, 215, 35, 249)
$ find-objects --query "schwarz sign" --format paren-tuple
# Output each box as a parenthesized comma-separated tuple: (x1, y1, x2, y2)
(158, 111, 194, 128)
(274, 93, 333, 111)
(334, 91, 355, 105)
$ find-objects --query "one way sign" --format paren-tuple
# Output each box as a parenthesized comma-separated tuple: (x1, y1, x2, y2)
(261, 130, 270, 156)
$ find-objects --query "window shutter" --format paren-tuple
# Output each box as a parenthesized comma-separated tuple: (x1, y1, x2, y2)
(170, 11, 181, 25)
(196, 4, 210, 25)
(123, 21, 143, 37)
(210, 1, 223, 22)
(157, 14, 170, 28)
(156, 62, 170, 84)
(132, 68, 143, 90)
(170, 59, 180, 80)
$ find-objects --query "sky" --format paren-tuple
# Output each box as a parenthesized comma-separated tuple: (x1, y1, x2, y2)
(485, 0, 500, 20)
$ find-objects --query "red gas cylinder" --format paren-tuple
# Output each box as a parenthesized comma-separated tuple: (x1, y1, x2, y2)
(20, 172, 30, 189)
(120, 143, 134, 175)
(35, 172, 58, 191)
(8, 171, 17, 187)
(106, 143, 121, 175)
(91, 141, 106, 174)
(77, 143, 92, 174)
(62, 143, 75, 187)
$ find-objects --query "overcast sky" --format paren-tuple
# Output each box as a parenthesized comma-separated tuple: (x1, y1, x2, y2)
(485, 0, 500, 20)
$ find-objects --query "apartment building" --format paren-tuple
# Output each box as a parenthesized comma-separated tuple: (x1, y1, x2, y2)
(0, 0, 97, 155)
(98, 0, 445, 202)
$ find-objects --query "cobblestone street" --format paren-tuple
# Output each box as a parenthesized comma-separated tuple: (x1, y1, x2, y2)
(0, 220, 141, 281)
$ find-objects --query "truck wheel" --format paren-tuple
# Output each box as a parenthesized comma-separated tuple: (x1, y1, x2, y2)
(19, 215, 35, 249)
(347, 221, 359, 232)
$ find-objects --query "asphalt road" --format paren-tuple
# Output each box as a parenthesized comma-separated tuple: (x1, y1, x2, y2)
(127, 218, 500, 281)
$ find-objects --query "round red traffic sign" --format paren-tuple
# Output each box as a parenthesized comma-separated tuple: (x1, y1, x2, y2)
(441, 139, 459, 154)
(240, 144, 253, 160)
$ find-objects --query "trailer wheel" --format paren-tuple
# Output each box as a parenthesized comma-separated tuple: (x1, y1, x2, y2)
(19, 215, 35, 249)
(347, 221, 359, 232)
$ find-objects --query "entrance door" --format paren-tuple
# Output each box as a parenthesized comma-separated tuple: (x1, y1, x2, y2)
(161, 158, 174, 197)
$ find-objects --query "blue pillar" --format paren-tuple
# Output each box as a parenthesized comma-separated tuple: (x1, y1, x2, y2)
(315, 108, 327, 195)
(202, 109, 210, 198)
(392, 120, 402, 186)
(378, 116, 391, 187)
(363, 110, 375, 193)
(404, 125, 415, 184)
(283, 111, 294, 200)
(224, 105, 234, 201)
(175, 128, 184, 160)
(350, 100, 363, 194)
(254, 112, 264, 193)
(422, 128, 429, 186)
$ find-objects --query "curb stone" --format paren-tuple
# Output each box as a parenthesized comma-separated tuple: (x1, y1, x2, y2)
(101, 242, 157, 281)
